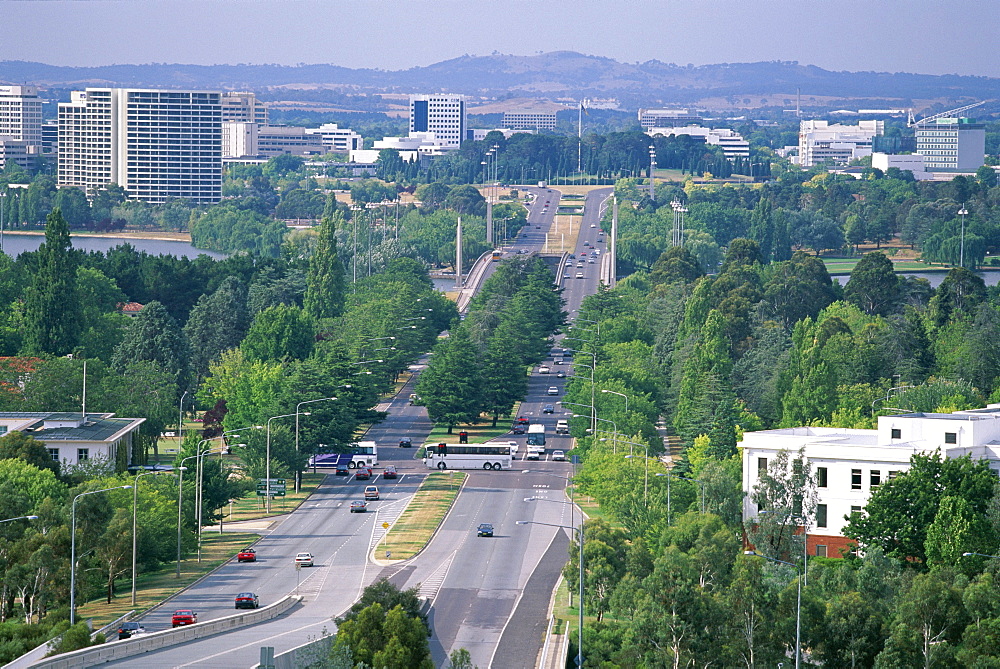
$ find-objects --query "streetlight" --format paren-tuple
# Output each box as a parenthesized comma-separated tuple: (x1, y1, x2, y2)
(0, 514, 38, 524)
(601, 389, 629, 414)
(295, 397, 338, 492)
(744, 550, 801, 669)
(958, 205, 968, 268)
(519, 518, 584, 668)
(72, 485, 132, 624)
(648, 144, 657, 199)
(266, 413, 304, 512)
(131, 469, 182, 605)
(178, 390, 189, 445)
(963, 551, 1000, 559)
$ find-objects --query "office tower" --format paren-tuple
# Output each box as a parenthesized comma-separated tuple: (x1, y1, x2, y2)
(409, 94, 466, 148)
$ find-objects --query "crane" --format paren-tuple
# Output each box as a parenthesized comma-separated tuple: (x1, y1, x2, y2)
(908, 100, 985, 127)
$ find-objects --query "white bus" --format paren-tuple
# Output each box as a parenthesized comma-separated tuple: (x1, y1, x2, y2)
(351, 440, 378, 467)
(423, 442, 513, 470)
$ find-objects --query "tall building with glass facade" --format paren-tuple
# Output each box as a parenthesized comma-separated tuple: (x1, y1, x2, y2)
(409, 94, 466, 148)
(58, 88, 222, 204)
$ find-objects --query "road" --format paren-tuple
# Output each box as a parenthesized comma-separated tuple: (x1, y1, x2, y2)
(105, 186, 608, 668)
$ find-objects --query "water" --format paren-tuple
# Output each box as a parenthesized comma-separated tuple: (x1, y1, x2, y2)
(0, 232, 226, 260)
(833, 271, 1000, 288)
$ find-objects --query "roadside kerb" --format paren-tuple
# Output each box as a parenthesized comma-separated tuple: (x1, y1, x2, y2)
(28, 595, 301, 669)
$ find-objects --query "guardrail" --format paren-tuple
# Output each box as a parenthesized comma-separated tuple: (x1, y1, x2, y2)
(28, 595, 301, 669)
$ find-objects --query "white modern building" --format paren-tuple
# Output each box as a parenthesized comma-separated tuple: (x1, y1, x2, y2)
(742, 406, 1000, 558)
(306, 123, 364, 154)
(797, 119, 884, 167)
(0, 86, 43, 170)
(502, 110, 557, 131)
(647, 126, 750, 159)
(871, 152, 928, 178)
(0, 411, 146, 470)
(638, 108, 703, 129)
(409, 94, 466, 148)
(256, 125, 324, 157)
(220, 91, 268, 125)
(58, 88, 222, 204)
(915, 117, 986, 171)
(222, 121, 258, 158)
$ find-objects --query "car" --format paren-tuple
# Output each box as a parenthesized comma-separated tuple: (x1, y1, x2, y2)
(477, 523, 495, 537)
(577, 262, 584, 268)
(295, 552, 314, 567)
(399, 437, 412, 448)
(350, 500, 367, 513)
(568, 253, 575, 259)
(171, 610, 197, 628)
(507, 441, 519, 457)
(335, 463, 350, 476)
(590, 223, 597, 228)
(543, 404, 554, 414)
(383, 465, 398, 479)
(552, 450, 566, 461)
(408, 393, 417, 405)
(554, 358, 564, 365)
(575, 272, 584, 279)
(538, 365, 550, 374)
(525, 447, 540, 460)
(237, 547, 257, 563)
(234, 592, 259, 609)
(355, 467, 371, 480)
(593, 249, 601, 256)
(512, 422, 526, 434)
(556, 371, 566, 378)
(563, 273, 571, 280)
(364, 485, 380, 500)
(117, 621, 145, 640)
(548, 386, 559, 395)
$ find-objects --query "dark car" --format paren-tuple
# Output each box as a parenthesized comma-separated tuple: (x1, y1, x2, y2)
(335, 464, 350, 476)
(117, 621, 145, 640)
(234, 592, 259, 609)
(477, 523, 495, 537)
(171, 610, 197, 627)
(383, 465, 398, 479)
(543, 404, 554, 414)
(350, 500, 367, 513)
(355, 467, 371, 480)
(399, 437, 412, 448)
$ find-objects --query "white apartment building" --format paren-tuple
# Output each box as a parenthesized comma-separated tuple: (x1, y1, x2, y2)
(647, 126, 750, 159)
(255, 125, 324, 157)
(306, 123, 363, 154)
(915, 117, 986, 171)
(797, 120, 884, 167)
(0, 86, 43, 170)
(638, 108, 703, 129)
(502, 110, 557, 131)
(742, 406, 1000, 558)
(221, 91, 268, 125)
(409, 94, 466, 148)
(58, 88, 222, 204)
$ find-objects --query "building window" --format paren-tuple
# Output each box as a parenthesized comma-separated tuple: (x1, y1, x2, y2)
(77, 448, 89, 462)
(945, 432, 957, 444)
(888, 471, 899, 480)
(891, 428, 901, 439)
(815, 545, 828, 558)
(852, 469, 862, 490)
(48, 448, 59, 462)
(757, 457, 767, 476)
(851, 505, 862, 516)
(817, 467, 828, 488)
(871, 470, 881, 487)
(816, 504, 828, 528)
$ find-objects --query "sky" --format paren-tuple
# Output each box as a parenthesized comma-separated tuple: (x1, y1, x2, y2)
(2, 0, 999, 78)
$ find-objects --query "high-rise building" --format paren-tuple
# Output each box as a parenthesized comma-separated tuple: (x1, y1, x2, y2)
(797, 120, 883, 167)
(0, 86, 43, 170)
(502, 110, 557, 131)
(409, 94, 465, 148)
(221, 91, 268, 125)
(58, 88, 222, 204)
(915, 117, 986, 171)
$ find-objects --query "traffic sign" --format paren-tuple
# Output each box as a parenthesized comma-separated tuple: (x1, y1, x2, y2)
(256, 478, 286, 497)
(382, 522, 390, 529)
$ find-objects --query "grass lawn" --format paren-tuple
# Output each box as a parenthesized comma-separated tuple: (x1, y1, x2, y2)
(220, 472, 327, 523)
(823, 256, 951, 275)
(76, 532, 259, 630)
(425, 417, 514, 444)
(377, 472, 466, 560)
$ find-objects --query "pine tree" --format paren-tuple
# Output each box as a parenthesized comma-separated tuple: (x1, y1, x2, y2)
(303, 213, 347, 320)
(22, 208, 81, 356)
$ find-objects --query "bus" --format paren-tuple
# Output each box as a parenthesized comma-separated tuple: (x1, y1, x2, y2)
(309, 440, 378, 469)
(351, 440, 378, 467)
(527, 424, 546, 447)
(491, 249, 503, 261)
(424, 442, 512, 470)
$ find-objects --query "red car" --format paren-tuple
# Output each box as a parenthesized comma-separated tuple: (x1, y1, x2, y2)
(237, 548, 256, 562)
(171, 610, 197, 627)
(383, 465, 398, 479)
(355, 467, 371, 480)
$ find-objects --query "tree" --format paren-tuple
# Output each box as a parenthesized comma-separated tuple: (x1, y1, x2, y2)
(844, 251, 900, 316)
(0, 431, 59, 476)
(416, 327, 482, 433)
(479, 327, 528, 426)
(241, 304, 314, 362)
(22, 209, 81, 356)
(303, 213, 347, 320)
(925, 495, 992, 573)
(184, 276, 250, 384)
(334, 603, 433, 669)
(928, 267, 987, 326)
(112, 301, 191, 392)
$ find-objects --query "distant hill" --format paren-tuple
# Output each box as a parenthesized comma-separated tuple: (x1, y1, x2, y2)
(2, 51, 998, 111)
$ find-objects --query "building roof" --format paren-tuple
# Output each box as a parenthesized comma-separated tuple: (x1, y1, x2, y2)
(0, 412, 146, 443)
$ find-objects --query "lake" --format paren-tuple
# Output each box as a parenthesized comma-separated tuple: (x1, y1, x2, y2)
(0, 232, 226, 260)
(833, 271, 1000, 288)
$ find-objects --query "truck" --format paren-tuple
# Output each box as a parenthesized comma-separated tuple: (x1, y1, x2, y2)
(527, 423, 546, 447)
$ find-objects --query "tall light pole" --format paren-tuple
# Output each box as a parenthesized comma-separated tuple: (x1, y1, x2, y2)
(72, 485, 132, 624)
(266, 413, 302, 512)
(648, 144, 656, 200)
(0, 190, 6, 254)
(132, 469, 178, 605)
(176, 452, 202, 577)
(963, 551, 1000, 559)
(178, 390, 189, 447)
(600, 389, 629, 414)
(295, 397, 338, 492)
(958, 205, 968, 268)
(0, 514, 38, 524)
(745, 550, 801, 669)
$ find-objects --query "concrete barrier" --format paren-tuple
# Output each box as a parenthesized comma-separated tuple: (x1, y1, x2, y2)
(28, 595, 301, 669)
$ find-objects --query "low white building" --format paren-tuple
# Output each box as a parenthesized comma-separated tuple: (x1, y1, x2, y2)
(647, 126, 750, 159)
(871, 152, 928, 178)
(741, 406, 1000, 558)
(306, 123, 363, 154)
(797, 119, 884, 167)
(0, 411, 146, 470)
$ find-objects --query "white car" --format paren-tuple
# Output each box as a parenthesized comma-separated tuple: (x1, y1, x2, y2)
(548, 386, 559, 395)
(294, 552, 314, 567)
(507, 441, 519, 456)
(575, 272, 584, 279)
(552, 450, 566, 461)
(538, 366, 551, 374)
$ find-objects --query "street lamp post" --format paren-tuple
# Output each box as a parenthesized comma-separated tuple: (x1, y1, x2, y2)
(958, 205, 968, 268)
(963, 551, 1000, 559)
(131, 470, 159, 605)
(600, 389, 628, 414)
(266, 413, 303, 512)
(295, 397, 338, 492)
(72, 485, 132, 625)
(745, 550, 801, 669)
(178, 390, 189, 445)
(0, 514, 38, 524)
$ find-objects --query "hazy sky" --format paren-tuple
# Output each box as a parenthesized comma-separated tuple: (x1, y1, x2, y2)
(3, 0, 999, 77)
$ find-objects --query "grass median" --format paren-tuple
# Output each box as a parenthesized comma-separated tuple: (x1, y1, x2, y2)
(376, 471, 466, 561)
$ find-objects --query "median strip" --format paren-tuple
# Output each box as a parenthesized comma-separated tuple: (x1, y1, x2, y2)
(374, 471, 467, 562)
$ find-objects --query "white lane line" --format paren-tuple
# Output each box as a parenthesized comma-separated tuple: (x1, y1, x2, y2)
(418, 550, 458, 602)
